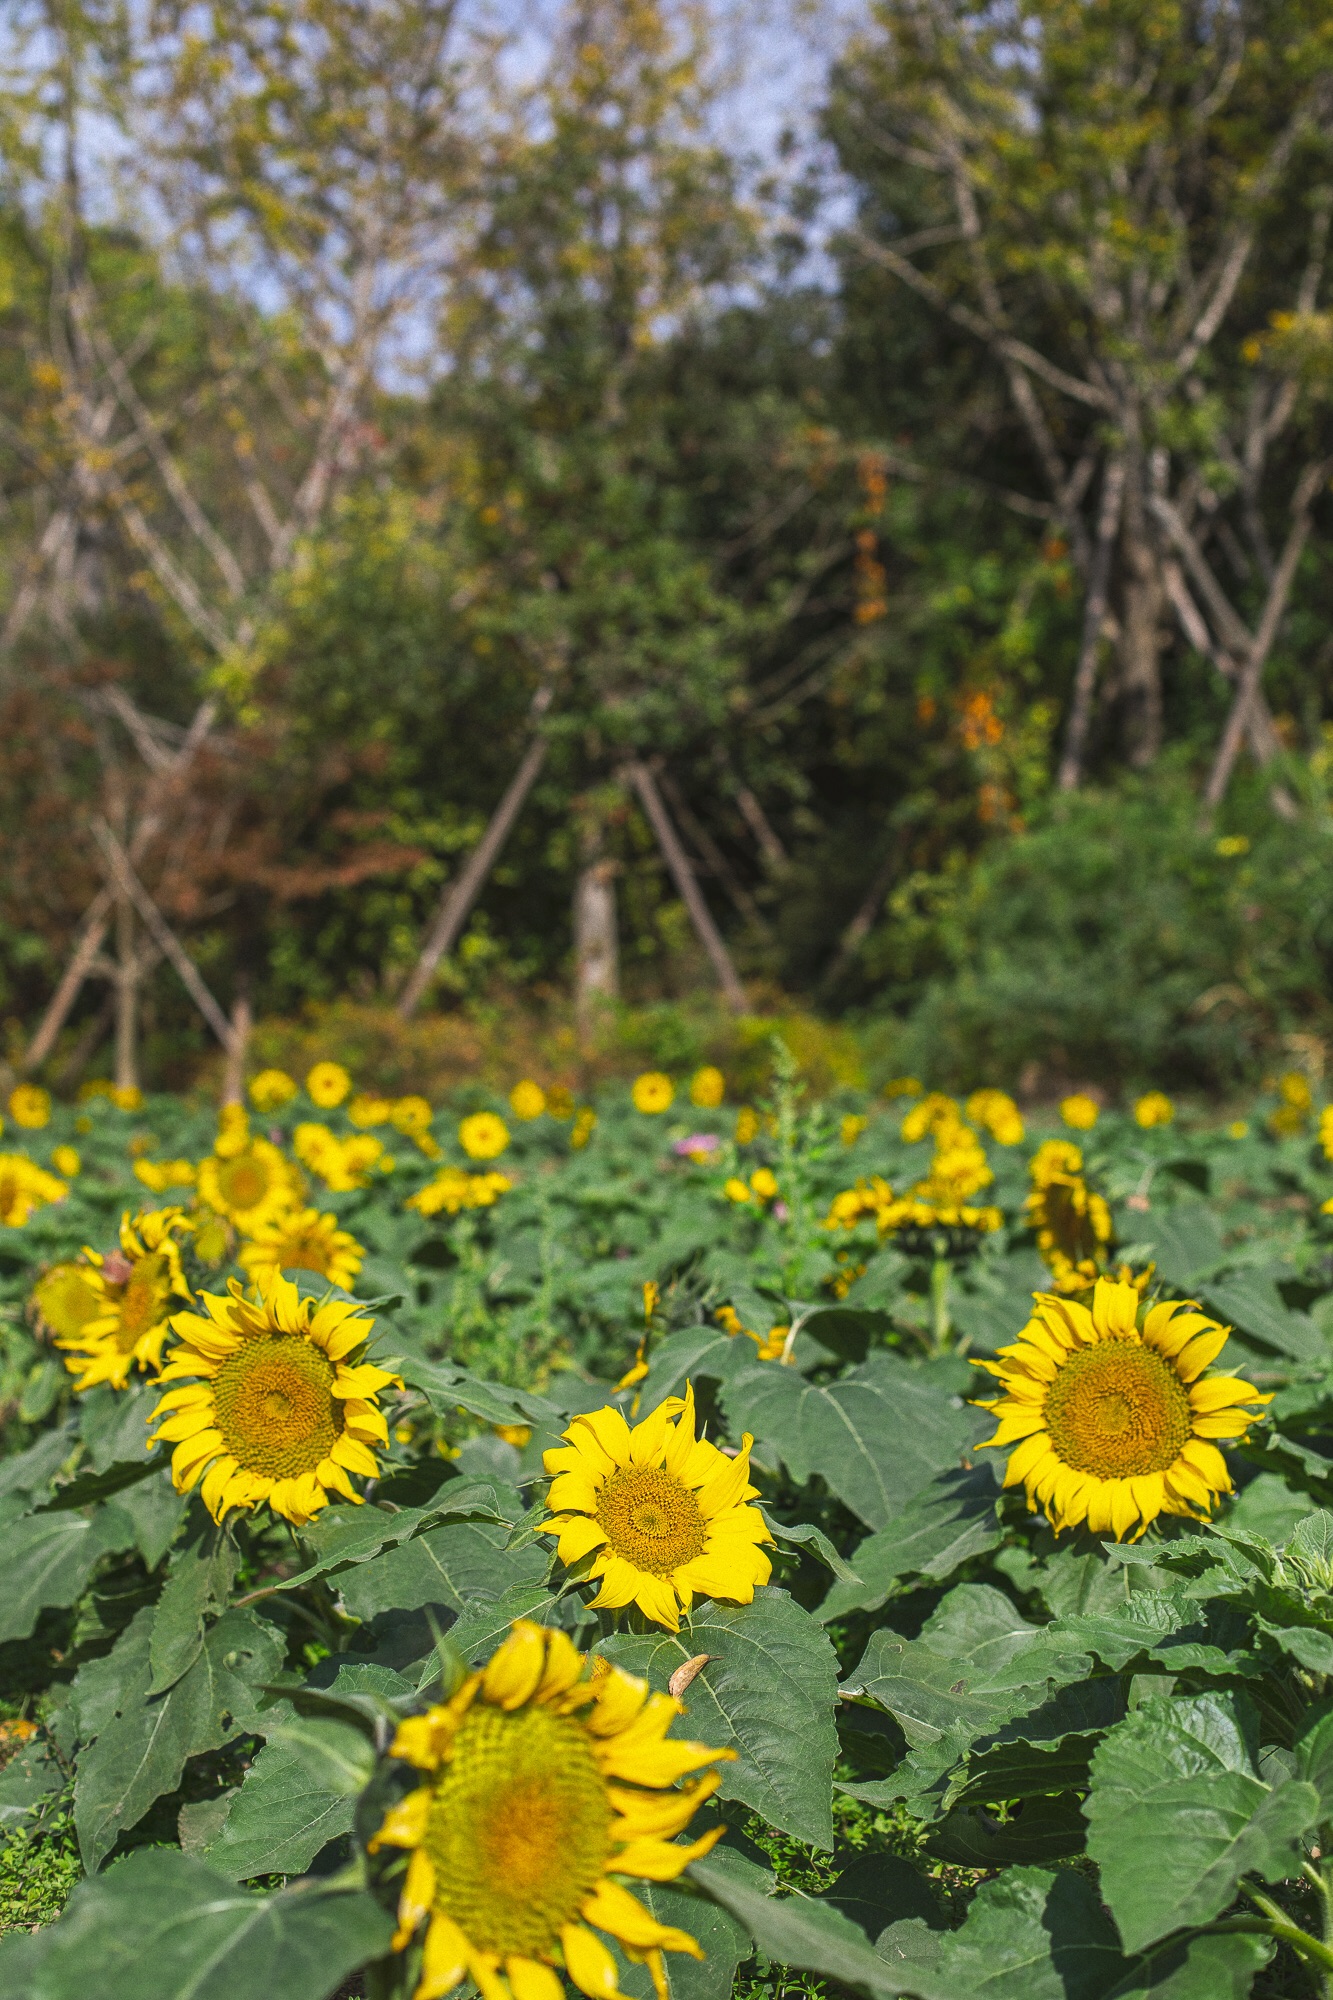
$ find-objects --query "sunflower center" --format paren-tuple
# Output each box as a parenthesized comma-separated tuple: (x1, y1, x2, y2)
(114, 1255, 168, 1348)
(212, 1334, 341, 1478)
(1043, 1339, 1193, 1478)
(218, 1156, 271, 1211)
(422, 1703, 611, 1959)
(596, 1464, 707, 1575)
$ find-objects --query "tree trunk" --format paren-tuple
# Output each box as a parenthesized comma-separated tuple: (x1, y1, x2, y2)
(574, 816, 619, 1043)
(1117, 483, 1165, 768)
(113, 891, 139, 1095)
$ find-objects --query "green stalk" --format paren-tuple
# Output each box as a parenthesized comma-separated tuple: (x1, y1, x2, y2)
(1245, 1883, 1333, 1986)
(930, 1248, 951, 1355)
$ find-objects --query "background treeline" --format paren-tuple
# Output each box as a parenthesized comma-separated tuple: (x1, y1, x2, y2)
(3, 0, 1333, 1099)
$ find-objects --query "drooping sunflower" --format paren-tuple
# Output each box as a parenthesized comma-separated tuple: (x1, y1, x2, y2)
(238, 1207, 364, 1292)
(147, 1272, 400, 1524)
(249, 1067, 298, 1112)
(0, 1154, 68, 1227)
(543, 1385, 773, 1631)
(1025, 1140, 1112, 1290)
(197, 1136, 301, 1234)
(370, 1619, 731, 2000)
(974, 1276, 1272, 1539)
(53, 1209, 194, 1391)
(31, 1260, 103, 1345)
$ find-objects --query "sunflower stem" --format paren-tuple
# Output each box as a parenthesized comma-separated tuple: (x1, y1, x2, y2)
(929, 1252, 951, 1354)
(1243, 1882, 1333, 1983)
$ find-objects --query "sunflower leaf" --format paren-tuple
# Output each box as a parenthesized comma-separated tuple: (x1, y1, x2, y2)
(335, 1515, 549, 1623)
(596, 1587, 840, 1850)
(820, 1464, 1001, 1621)
(0, 1498, 139, 1645)
(721, 1353, 983, 1531)
(149, 1513, 238, 1694)
(73, 1606, 285, 1872)
(689, 1855, 903, 2000)
(0, 1848, 392, 2000)
(1084, 1690, 1319, 1952)
(198, 1714, 375, 1881)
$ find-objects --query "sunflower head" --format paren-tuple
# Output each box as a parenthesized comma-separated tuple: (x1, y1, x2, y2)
(55, 1208, 194, 1392)
(249, 1068, 298, 1112)
(459, 1113, 510, 1161)
(543, 1385, 773, 1631)
(148, 1272, 401, 1523)
(306, 1061, 352, 1108)
(509, 1079, 547, 1121)
(0, 1154, 68, 1227)
(369, 1619, 732, 2000)
(8, 1084, 50, 1130)
(238, 1207, 364, 1292)
(974, 1276, 1272, 1539)
(631, 1073, 674, 1116)
(197, 1136, 300, 1233)
(1025, 1142, 1112, 1290)
(689, 1066, 726, 1109)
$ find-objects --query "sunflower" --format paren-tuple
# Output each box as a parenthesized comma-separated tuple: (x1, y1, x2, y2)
(54, 1209, 194, 1391)
(459, 1113, 510, 1161)
(369, 1619, 732, 2000)
(31, 1260, 103, 1344)
(1060, 1093, 1099, 1131)
(393, 1096, 435, 1138)
(8, 1084, 50, 1130)
(974, 1277, 1272, 1539)
(306, 1061, 352, 1108)
(509, 1079, 547, 1121)
(631, 1073, 674, 1116)
(1025, 1141, 1112, 1290)
(543, 1385, 773, 1631)
(239, 1207, 364, 1292)
(147, 1272, 401, 1524)
(197, 1136, 300, 1233)
(249, 1068, 298, 1112)
(689, 1066, 725, 1109)
(1134, 1091, 1174, 1129)
(0, 1155, 68, 1227)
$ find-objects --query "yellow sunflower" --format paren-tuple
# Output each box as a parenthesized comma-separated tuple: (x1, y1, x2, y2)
(631, 1073, 674, 1116)
(54, 1209, 194, 1392)
(147, 1272, 401, 1524)
(509, 1079, 547, 1121)
(459, 1113, 510, 1161)
(543, 1385, 773, 1631)
(689, 1066, 725, 1109)
(1134, 1091, 1174, 1129)
(249, 1067, 299, 1112)
(31, 1260, 103, 1344)
(974, 1277, 1271, 1539)
(8, 1084, 50, 1130)
(0, 1155, 67, 1227)
(1025, 1140, 1112, 1290)
(197, 1136, 300, 1233)
(306, 1061, 352, 1108)
(239, 1207, 364, 1292)
(370, 1618, 731, 2000)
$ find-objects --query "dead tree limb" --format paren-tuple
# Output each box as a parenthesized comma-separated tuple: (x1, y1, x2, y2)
(626, 761, 747, 1013)
(1058, 456, 1125, 789)
(91, 820, 237, 1052)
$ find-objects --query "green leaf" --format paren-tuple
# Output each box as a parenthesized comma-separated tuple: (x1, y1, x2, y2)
(613, 1873, 752, 2000)
(1137, 1202, 1227, 1287)
(0, 1424, 75, 1502)
(1105, 1933, 1272, 2000)
(924, 1792, 1088, 1867)
(1203, 1276, 1323, 1363)
(761, 1513, 860, 1584)
(817, 1852, 944, 1937)
(115, 1475, 188, 1570)
(336, 1517, 549, 1622)
(445, 1580, 564, 1665)
(0, 1736, 65, 1826)
(820, 1466, 1000, 1621)
(397, 1355, 565, 1430)
(1292, 1698, 1333, 1816)
(798, 1307, 893, 1365)
(74, 1606, 284, 1871)
(598, 1588, 839, 1849)
(0, 1847, 393, 2000)
(149, 1516, 238, 1694)
(201, 1714, 374, 1881)
(281, 1480, 524, 1593)
(1084, 1691, 1319, 1952)
(636, 1326, 760, 1418)
(0, 1501, 138, 1644)
(877, 1865, 1125, 2000)
(689, 1854, 902, 2000)
(78, 1383, 159, 1471)
(722, 1353, 980, 1530)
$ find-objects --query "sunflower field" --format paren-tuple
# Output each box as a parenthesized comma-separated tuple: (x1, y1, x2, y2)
(3, 1054, 1333, 2000)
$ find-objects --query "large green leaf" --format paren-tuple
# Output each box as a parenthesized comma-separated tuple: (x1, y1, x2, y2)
(336, 1517, 548, 1622)
(636, 1327, 761, 1418)
(820, 1466, 1000, 1621)
(613, 1872, 752, 2000)
(149, 1515, 238, 1694)
(1105, 1934, 1272, 2000)
(201, 1713, 375, 1882)
(877, 1865, 1125, 2000)
(598, 1588, 839, 1849)
(396, 1356, 565, 1430)
(283, 1479, 524, 1593)
(689, 1854, 902, 2000)
(73, 1606, 284, 1871)
(1202, 1275, 1323, 1363)
(0, 1848, 392, 2000)
(0, 1500, 138, 1644)
(1084, 1691, 1318, 1952)
(721, 1353, 981, 1530)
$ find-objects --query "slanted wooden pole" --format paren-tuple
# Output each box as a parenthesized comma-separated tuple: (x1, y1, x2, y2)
(91, 820, 237, 1054)
(397, 728, 551, 1019)
(625, 760, 747, 1014)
